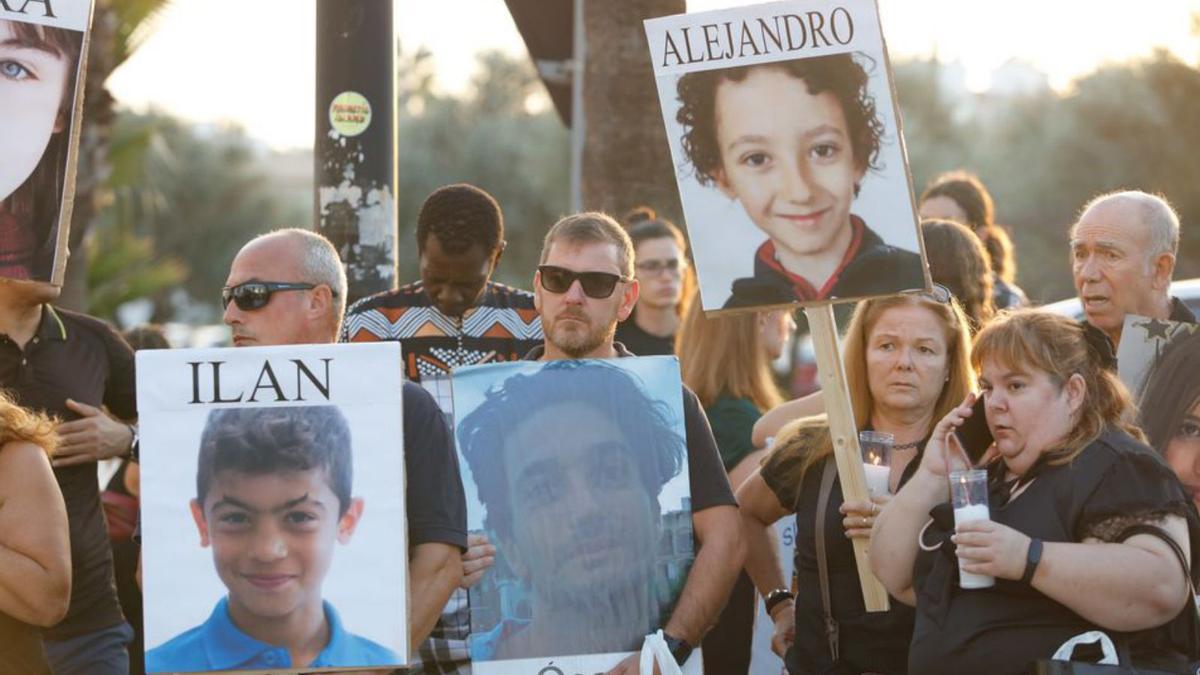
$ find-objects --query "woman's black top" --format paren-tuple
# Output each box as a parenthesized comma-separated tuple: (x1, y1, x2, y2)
(761, 429, 922, 674)
(909, 428, 1200, 675)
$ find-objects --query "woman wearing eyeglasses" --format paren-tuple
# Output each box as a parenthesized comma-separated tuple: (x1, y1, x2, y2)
(737, 289, 974, 674)
(870, 311, 1200, 673)
(615, 207, 694, 356)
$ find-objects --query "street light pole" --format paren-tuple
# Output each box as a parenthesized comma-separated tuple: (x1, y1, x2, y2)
(315, 0, 398, 305)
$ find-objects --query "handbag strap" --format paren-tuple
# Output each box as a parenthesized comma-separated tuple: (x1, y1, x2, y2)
(1117, 523, 1200, 660)
(814, 456, 840, 662)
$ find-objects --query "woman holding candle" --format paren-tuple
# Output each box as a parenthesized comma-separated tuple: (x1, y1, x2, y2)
(736, 288, 974, 674)
(870, 310, 1200, 673)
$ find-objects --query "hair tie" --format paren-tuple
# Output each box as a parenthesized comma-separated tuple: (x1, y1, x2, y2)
(1080, 321, 1117, 371)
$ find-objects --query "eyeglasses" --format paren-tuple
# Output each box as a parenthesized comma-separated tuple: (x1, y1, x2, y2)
(537, 265, 630, 299)
(901, 283, 952, 304)
(635, 258, 687, 277)
(221, 281, 335, 311)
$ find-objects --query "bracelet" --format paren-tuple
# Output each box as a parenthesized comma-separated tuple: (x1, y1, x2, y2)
(662, 632, 694, 665)
(764, 588, 795, 616)
(1021, 537, 1043, 585)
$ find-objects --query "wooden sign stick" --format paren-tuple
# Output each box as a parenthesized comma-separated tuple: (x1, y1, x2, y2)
(806, 303, 891, 612)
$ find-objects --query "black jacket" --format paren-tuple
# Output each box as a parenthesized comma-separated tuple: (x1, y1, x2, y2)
(724, 222, 925, 309)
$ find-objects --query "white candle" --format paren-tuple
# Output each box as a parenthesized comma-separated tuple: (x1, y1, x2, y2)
(953, 503, 996, 589)
(862, 462, 890, 497)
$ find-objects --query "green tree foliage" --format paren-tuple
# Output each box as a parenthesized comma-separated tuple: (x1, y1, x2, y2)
(88, 112, 304, 323)
(896, 51, 1200, 303)
(395, 48, 570, 289)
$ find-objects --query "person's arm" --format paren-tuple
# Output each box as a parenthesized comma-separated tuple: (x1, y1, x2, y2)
(955, 514, 1191, 631)
(605, 504, 744, 675)
(751, 393, 824, 449)
(736, 470, 795, 657)
(663, 504, 744, 643)
(0, 441, 71, 626)
(408, 542, 462, 650)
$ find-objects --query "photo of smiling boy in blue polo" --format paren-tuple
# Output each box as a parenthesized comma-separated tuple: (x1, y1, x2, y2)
(145, 405, 403, 672)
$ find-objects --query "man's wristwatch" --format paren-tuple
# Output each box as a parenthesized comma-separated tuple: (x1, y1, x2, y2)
(663, 632, 694, 665)
(764, 587, 795, 616)
(126, 423, 140, 463)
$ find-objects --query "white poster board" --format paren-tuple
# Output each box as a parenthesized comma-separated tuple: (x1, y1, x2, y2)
(453, 357, 701, 674)
(139, 343, 409, 673)
(0, 0, 94, 285)
(645, 0, 928, 312)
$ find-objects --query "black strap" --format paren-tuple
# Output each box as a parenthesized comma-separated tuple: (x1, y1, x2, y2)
(1116, 523, 1200, 660)
(814, 457, 840, 662)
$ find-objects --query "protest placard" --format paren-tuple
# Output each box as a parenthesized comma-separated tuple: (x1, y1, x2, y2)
(138, 343, 408, 673)
(646, 0, 927, 313)
(454, 357, 701, 674)
(0, 0, 93, 285)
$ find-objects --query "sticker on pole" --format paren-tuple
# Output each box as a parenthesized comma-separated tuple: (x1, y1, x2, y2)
(329, 91, 372, 137)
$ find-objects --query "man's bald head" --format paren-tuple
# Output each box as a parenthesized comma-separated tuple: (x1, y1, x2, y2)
(1070, 190, 1179, 345)
(223, 229, 346, 346)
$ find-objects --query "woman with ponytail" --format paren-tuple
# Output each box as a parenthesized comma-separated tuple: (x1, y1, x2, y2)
(871, 310, 1200, 673)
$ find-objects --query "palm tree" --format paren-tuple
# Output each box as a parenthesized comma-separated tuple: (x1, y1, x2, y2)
(58, 0, 170, 311)
(580, 0, 684, 221)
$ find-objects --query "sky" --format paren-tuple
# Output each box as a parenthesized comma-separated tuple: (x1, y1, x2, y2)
(107, 0, 1200, 151)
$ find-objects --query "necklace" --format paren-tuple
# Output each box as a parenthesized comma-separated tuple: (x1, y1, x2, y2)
(893, 439, 922, 451)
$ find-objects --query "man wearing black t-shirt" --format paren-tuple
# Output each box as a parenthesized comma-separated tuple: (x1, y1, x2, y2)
(222, 229, 467, 665)
(0, 279, 137, 675)
(526, 211, 744, 672)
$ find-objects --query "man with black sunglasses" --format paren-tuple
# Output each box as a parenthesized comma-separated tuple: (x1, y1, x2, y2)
(222, 229, 468, 668)
(522, 212, 745, 674)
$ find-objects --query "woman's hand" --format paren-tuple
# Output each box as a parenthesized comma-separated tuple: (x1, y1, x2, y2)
(917, 393, 976, 479)
(769, 600, 796, 658)
(840, 494, 891, 539)
(953, 520, 1031, 581)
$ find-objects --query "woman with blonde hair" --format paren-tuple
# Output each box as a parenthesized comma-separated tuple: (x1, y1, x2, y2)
(676, 296, 790, 673)
(0, 392, 71, 673)
(871, 310, 1200, 673)
(738, 288, 974, 674)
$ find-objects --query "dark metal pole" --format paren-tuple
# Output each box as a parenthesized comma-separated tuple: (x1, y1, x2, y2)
(315, 0, 397, 305)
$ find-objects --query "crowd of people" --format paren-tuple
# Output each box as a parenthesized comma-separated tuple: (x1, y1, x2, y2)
(0, 172, 1197, 675)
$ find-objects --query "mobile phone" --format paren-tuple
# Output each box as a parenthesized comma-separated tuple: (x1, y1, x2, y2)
(954, 394, 994, 464)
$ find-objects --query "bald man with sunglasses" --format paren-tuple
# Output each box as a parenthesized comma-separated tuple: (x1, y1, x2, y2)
(520, 212, 745, 674)
(221, 229, 468, 667)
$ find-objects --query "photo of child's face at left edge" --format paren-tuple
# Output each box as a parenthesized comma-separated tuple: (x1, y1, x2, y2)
(0, 18, 80, 280)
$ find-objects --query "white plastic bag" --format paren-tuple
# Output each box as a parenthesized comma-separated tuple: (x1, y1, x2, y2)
(639, 629, 684, 675)
(1051, 630, 1119, 665)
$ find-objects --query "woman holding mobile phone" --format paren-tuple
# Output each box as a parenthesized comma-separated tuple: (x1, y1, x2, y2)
(871, 310, 1200, 674)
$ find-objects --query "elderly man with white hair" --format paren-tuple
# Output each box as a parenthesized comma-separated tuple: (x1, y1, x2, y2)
(1070, 189, 1194, 348)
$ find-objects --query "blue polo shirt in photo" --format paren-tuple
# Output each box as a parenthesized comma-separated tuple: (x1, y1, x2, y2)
(145, 596, 401, 671)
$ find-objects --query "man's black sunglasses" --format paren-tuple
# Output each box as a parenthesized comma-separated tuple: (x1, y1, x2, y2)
(537, 265, 630, 299)
(221, 281, 336, 311)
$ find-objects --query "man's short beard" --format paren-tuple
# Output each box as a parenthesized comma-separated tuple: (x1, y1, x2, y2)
(549, 320, 615, 358)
